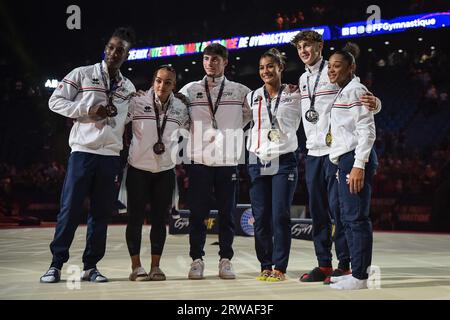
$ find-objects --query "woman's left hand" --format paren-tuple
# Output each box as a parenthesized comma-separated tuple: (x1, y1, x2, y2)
(348, 167, 365, 194)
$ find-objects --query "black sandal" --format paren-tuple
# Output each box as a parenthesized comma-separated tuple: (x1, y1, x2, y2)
(300, 267, 330, 282)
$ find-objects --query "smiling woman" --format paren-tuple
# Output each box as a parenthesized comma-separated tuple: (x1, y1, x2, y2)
(327, 43, 359, 87)
(246, 47, 302, 282)
(326, 43, 378, 290)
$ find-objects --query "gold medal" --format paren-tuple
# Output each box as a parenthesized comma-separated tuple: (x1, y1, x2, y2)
(268, 129, 281, 143)
(325, 132, 333, 147)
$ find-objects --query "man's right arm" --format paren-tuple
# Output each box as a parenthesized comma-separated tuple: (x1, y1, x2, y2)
(48, 67, 90, 118)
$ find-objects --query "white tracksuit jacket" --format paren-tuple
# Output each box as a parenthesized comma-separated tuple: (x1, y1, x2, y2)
(127, 88, 190, 173)
(299, 57, 381, 157)
(49, 61, 136, 156)
(246, 85, 302, 162)
(329, 77, 376, 169)
(179, 75, 251, 166)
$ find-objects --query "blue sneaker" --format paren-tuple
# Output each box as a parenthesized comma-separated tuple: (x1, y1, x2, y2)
(81, 268, 108, 283)
(40, 267, 61, 283)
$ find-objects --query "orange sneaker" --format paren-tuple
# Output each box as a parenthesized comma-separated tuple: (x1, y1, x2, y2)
(256, 269, 272, 281)
(266, 269, 286, 282)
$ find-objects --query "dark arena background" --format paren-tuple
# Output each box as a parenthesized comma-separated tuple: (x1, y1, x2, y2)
(1, 0, 450, 308)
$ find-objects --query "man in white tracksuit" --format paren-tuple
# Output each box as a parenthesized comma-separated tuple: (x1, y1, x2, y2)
(179, 43, 251, 280)
(291, 30, 381, 284)
(40, 27, 136, 283)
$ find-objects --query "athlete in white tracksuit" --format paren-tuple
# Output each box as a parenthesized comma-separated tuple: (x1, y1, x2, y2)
(246, 48, 302, 282)
(40, 27, 136, 284)
(292, 30, 381, 284)
(125, 65, 190, 282)
(179, 43, 251, 280)
(327, 49, 378, 290)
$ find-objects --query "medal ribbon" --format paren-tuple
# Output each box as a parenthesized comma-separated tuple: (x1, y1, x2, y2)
(263, 84, 285, 129)
(153, 91, 173, 143)
(306, 59, 326, 112)
(327, 80, 352, 145)
(100, 65, 120, 103)
(204, 77, 226, 128)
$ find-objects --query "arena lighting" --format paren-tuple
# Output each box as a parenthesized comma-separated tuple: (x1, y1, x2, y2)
(340, 11, 450, 38)
(128, 26, 330, 61)
(45, 79, 59, 89)
(127, 11, 449, 61)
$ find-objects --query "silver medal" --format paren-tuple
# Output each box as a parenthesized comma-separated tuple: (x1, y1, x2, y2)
(305, 109, 319, 124)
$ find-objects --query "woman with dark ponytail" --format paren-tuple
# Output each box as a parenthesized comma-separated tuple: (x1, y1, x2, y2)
(326, 43, 378, 290)
(246, 48, 302, 282)
(125, 65, 190, 281)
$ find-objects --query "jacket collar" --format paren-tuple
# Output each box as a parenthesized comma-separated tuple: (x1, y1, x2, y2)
(305, 57, 325, 75)
(203, 75, 226, 88)
(100, 61, 124, 85)
(148, 87, 174, 110)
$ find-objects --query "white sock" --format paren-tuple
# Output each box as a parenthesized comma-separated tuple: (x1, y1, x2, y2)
(330, 276, 368, 290)
(330, 274, 353, 283)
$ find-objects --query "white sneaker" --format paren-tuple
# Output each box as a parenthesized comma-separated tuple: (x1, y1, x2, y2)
(330, 276, 368, 290)
(330, 274, 353, 283)
(219, 258, 235, 279)
(188, 259, 205, 280)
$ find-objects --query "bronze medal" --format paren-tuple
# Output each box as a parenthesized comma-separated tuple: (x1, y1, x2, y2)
(105, 103, 118, 117)
(153, 142, 166, 155)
